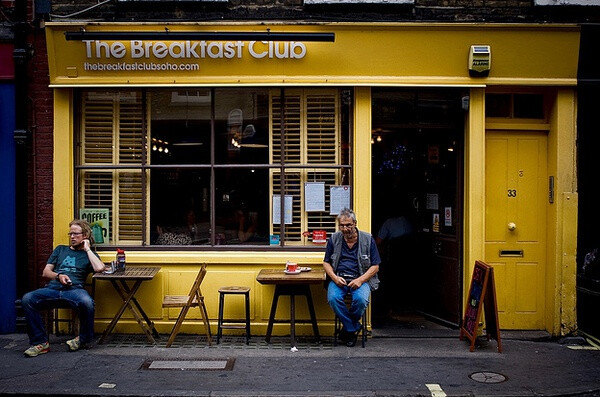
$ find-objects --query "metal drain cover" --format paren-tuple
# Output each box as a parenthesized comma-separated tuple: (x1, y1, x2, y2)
(140, 358, 235, 371)
(469, 371, 508, 383)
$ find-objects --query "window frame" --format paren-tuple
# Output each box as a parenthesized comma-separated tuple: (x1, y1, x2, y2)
(74, 87, 353, 250)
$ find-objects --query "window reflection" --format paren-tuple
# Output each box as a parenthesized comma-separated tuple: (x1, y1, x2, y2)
(150, 169, 211, 245)
(215, 88, 270, 164)
(78, 87, 351, 247)
(215, 168, 269, 245)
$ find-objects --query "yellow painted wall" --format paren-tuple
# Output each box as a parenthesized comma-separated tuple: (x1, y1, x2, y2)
(46, 23, 579, 87)
(547, 88, 578, 336)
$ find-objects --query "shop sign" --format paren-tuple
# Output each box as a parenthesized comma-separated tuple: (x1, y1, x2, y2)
(84, 40, 307, 60)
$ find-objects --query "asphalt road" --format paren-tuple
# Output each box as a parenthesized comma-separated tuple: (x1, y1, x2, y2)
(1, 333, 600, 397)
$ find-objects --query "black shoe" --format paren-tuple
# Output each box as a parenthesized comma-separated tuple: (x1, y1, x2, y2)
(338, 329, 351, 343)
(345, 332, 358, 347)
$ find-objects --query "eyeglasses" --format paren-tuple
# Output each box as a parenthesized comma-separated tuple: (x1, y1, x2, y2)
(67, 232, 83, 236)
(339, 223, 355, 229)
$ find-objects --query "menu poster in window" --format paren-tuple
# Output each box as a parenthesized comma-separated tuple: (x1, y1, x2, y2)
(272, 195, 293, 225)
(79, 208, 110, 244)
(305, 182, 325, 212)
(330, 185, 351, 215)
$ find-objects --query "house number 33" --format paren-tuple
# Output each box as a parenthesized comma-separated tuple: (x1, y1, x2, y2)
(507, 189, 517, 197)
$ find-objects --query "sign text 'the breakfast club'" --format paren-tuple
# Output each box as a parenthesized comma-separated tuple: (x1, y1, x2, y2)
(84, 40, 308, 60)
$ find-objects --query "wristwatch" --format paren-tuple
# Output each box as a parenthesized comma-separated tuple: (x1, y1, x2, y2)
(55, 273, 61, 280)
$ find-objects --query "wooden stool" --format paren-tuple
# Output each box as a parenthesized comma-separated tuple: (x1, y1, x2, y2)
(333, 294, 368, 348)
(216, 286, 251, 345)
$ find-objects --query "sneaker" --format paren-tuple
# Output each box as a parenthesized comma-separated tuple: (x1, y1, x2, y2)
(66, 336, 80, 351)
(24, 342, 49, 357)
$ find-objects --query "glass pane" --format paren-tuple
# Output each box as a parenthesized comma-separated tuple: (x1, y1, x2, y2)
(215, 168, 270, 245)
(150, 90, 212, 165)
(486, 94, 511, 118)
(214, 88, 270, 164)
(372, 89, 417, 125)
(150, 169, 211, 245)
(514, 94, 544, 119)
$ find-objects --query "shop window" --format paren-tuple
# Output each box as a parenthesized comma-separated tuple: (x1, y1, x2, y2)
(486, 93, 545, 119)
(76, 88, 351, 248)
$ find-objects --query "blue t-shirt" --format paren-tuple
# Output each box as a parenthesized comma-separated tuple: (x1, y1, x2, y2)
(377, 216, 414, 240)
(324, 234, 381, 278)
(46, 245, 99, 289)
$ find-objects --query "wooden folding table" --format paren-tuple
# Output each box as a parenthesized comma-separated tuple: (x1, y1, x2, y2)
(94, 266, 161, 344)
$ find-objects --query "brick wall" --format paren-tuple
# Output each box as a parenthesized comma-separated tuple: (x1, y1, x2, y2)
(44, 0, 600, 22)
(26, 26, 53, 291)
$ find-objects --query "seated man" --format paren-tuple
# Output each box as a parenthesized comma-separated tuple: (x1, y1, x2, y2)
(323, 208, 381, 347)
(21, 219, 106, 357)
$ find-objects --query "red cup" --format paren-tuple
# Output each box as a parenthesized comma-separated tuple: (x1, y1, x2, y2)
(286, 262, 298, 272)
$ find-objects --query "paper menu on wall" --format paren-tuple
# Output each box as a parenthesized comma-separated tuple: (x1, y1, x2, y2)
(305, 182, 325, 212)
(272, 195, 293, 225)
(330, 185, 351, 215)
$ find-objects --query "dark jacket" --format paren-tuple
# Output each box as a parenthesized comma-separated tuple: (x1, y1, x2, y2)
(327, 229, 380, 291)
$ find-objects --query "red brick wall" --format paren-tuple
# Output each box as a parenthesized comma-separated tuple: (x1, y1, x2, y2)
(27, 27, 54, 290)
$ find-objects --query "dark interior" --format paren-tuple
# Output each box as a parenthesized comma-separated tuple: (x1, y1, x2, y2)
(370, 88, 466, 331)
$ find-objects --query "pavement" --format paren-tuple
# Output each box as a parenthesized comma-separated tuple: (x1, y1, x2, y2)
(1, 327, 600, 397)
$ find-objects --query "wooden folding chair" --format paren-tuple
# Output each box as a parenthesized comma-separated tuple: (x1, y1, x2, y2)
(162, 263, 212, 347)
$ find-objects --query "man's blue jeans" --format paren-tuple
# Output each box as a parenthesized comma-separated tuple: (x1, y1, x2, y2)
(327, 281, 370, 333)
(21, 287, 95, 345)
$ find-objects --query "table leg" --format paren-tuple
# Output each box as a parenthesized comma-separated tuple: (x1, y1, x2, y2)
(290, 293, 296, 347)
(265, 287, 281, 343)
(98, 280, 139, 344)
(304, 285, 320, 342)
(99, 280, 156, 344)
(120, 281, 160, 339)
(117, 280, 157, 344)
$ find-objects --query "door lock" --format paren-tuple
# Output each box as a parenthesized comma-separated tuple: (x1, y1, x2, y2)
(508, 222, 516, 231)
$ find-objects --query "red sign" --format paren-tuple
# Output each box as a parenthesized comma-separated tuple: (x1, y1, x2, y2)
(312, 230, 327, 244)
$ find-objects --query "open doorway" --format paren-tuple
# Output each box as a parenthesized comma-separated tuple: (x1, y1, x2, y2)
(370, 88, 465, 332)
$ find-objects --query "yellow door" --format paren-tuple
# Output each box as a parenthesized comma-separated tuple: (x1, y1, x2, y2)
(485, 131, 547, 329)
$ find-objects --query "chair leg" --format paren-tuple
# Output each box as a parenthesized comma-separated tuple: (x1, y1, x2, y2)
(361, 311, 367, 348)
(217, 292, 225, 344)
(333, 314, 339, 346)
(199, 301, 212, 346)
(166, 306, 191, 348)
(244, 292, 251, 345)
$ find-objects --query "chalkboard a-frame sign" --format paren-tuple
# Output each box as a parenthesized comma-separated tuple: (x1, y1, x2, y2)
(460, 260, 502, 353)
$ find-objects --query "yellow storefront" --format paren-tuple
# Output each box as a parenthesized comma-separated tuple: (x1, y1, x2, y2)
(46, 22, 579, 337)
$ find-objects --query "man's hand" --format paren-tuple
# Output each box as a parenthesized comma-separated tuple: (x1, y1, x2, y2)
(82, 239, 92, 252)
(333, 275, 348, 287)
(57, 273, 72, 285)
(348, 278, 363, 289)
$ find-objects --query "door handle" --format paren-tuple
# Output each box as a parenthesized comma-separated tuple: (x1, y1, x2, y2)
(508, 222, 516, 231)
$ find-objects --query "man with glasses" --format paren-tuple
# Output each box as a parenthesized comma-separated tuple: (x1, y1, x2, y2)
(21, 219, 106, 357)
(323, 208, 381, 347)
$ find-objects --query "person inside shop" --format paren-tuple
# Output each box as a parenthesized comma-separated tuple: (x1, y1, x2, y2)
(375, 208, 415, 247)
(323, 208, 381, 347)
(374, 198, 417, 315)
(235, 207, 258, 243)
(21, 219, 106, 357)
